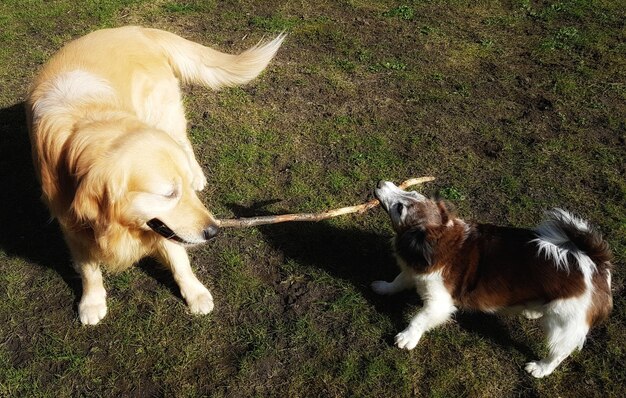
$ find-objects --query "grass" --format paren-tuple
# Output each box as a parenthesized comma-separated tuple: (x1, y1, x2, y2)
(1, 0, 625, 397)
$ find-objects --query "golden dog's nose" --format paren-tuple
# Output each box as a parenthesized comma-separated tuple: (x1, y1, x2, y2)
(203, 225, 219, 240)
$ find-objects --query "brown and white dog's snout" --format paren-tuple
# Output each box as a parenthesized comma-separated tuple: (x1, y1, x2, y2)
(375, 180, 399, 211)
(376, 180, 390, 189)
(375, 181, 426, 213)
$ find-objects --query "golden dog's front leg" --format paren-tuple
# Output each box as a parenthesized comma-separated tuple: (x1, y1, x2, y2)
(156, 240, 214, 314)
(77, 263, 108, 325)
(65, 231, 108, 325)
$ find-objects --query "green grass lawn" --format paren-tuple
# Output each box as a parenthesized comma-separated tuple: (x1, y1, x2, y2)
(1, 0, 624, 396)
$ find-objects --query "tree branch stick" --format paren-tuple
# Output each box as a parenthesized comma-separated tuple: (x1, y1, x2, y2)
(216, 176, 435, 228)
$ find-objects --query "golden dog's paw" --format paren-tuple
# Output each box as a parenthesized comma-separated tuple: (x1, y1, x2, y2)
(191, 167, 207, 191)
(184, 286, 214, 314)
(79, 298, 108, 325)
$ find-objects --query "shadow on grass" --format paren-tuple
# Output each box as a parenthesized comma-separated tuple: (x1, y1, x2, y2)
(136, 258, 183, 300)
(0, 103, 80, 301)
(228, 201, 536, 357)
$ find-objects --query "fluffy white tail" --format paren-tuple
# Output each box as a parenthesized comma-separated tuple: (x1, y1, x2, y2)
(143, 28, 286, 89)
(533, 208, 611, 280)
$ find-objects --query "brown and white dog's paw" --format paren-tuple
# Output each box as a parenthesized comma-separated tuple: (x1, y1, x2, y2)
(394, 328, 422, 350)
(525, 361, 554, 378)
(522, 309, 544, 320)
(78, 296, 108, 325)
(371, 280, 394, 295)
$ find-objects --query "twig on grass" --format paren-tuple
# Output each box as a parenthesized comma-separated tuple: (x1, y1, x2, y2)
(216, 176, 435, 228)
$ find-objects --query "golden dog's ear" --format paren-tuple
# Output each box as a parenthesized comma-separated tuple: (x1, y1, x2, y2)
(70, 167, 126, 224)
(71, 175, 107, 223)
(64, 130, 128, 226)
(72, 181, 101, 221)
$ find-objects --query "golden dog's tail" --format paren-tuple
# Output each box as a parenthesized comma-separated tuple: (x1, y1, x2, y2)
(143, 28, 286, 89)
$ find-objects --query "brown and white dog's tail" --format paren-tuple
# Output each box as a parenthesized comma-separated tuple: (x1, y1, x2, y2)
(534, 209, 611, 272)
(143, 28, 285, 89)
(534, 208, 613, 324)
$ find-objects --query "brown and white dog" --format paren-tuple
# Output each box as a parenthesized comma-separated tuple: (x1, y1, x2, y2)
(26, 26, 284, 325)
(372, 181, 612, 378)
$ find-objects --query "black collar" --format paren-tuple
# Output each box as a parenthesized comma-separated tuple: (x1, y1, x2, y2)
(147, 218, 190, 244)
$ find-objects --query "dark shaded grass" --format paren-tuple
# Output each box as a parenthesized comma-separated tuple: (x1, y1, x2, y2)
(0, 103, 80, 297)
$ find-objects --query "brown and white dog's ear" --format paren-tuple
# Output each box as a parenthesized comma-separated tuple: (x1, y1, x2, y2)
(437, 201, 450, 226)
(436, 200, 458, 226)
(395, 227, 433, 269)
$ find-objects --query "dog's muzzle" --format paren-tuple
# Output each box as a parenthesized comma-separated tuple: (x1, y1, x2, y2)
(203, 225, 219, 240)
(147, 218, 219, 244)
(147, 218, 187, 243)
(375, 180, 395, 211)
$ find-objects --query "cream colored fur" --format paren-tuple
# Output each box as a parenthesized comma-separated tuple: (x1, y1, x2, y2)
(26, 26, 284, 325)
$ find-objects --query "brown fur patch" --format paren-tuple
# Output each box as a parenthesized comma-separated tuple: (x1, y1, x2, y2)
(588, 267, 613, 326)
(395, 200, 590, 311)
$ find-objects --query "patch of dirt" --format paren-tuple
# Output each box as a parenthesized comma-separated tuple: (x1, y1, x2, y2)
(4, 334, 34, 368)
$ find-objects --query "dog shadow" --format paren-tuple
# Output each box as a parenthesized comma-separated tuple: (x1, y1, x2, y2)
(0, 103, 82, 301)
(226, 202, 410, 323)
(136, 258, 183, 300)
(228, 202, 535, 357)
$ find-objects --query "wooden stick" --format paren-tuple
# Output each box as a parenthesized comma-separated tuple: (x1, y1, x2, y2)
(216, 176, 435, 228)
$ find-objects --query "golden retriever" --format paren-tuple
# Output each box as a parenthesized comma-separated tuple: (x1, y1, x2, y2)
(26, 26, 284, 325)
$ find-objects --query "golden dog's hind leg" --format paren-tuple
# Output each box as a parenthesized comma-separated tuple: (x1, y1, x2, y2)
(155, 240, 214, 314)
(76, 262, 108, 325)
